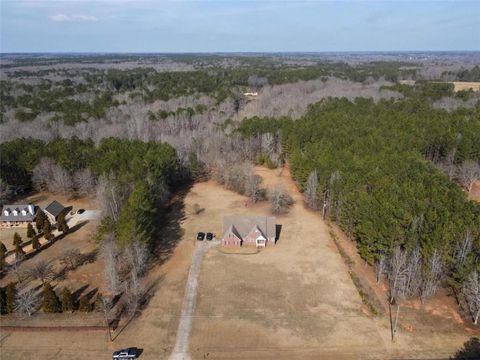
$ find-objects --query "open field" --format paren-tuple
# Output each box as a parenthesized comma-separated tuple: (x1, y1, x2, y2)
(188, 167, 477, 359)
(452, 82, 480, 92)
(1, 170, 478, 359)
(0, 227, 28, 252)
(400, 79, 480, 92)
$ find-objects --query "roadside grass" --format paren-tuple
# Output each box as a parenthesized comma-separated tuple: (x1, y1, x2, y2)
(329, 228, 383, 316)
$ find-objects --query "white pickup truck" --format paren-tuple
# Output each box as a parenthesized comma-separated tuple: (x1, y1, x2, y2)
(112, 348, 138, 359)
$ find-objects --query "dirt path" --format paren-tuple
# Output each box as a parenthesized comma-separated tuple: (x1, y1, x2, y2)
(169, 240, 219, 360)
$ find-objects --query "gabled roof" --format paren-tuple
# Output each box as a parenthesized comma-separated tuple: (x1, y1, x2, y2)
(248, 224, 266, 239)
(44, 200, 66, 218)
(223, 224, 242, 240)
(0, 204, 37, 221)
(223, 216, 276, 239)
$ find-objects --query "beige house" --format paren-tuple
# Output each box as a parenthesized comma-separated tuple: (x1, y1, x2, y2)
(44, 200, 67, 224)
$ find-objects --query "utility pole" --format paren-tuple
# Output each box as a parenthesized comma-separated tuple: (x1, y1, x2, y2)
(389, 301, 400, 342)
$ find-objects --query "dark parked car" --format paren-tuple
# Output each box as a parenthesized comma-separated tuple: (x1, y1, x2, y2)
(206, 232, 214, 241)
(197, 232, 205, 241)
(112, 347, 138, 359)
(77, 209, 85, 214)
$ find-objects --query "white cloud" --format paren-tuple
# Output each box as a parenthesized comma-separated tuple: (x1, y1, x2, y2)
(50, 14, 98, 22)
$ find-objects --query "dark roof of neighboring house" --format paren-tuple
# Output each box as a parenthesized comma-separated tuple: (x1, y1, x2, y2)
(44, 200, 66, 218)
(0, 204, 37, 222)
(223, 216, 276, 240)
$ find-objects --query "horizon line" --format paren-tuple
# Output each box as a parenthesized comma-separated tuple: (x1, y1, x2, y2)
(1, 50, 480, 56)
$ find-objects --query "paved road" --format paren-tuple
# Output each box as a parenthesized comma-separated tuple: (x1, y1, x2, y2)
(169, 240, 218, 360)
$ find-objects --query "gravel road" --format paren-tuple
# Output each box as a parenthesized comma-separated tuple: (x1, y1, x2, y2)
(169, 239, 218, 360)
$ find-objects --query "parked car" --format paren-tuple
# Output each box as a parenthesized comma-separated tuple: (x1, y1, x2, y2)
(197, 232, 205, 241)
(112, 347, 138, 359)
(206, 232, 214, 241)
(77, 209, 85, 214)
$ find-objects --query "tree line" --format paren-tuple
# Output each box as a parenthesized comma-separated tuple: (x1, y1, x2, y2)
(238, 97, 480, 322)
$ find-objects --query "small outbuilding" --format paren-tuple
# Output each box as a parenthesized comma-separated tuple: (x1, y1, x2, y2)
(44, 200, 67, 224)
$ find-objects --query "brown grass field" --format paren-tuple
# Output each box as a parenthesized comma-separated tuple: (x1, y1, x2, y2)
(400, 79, 480, 92)
(1, 169, 478, 359)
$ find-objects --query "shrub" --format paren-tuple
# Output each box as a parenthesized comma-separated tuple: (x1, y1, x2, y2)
(268, 186, 294, 214)
(27, 223, 36, 238)
(6, 282, 16, 314)
(61, 288, 74, 312)
(42, 283, 61, 313)
(78, 296, 92, 312)
(32, 236, 41, 250)
(13, 232, 22, 246)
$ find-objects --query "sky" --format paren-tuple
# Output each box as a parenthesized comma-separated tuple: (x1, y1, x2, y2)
(0, 0, 479, 53)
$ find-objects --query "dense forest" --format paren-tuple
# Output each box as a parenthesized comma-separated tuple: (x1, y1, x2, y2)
(1, 54, 479, 321)
(238, 96, 480, 306)
(0, 138, 181, 248)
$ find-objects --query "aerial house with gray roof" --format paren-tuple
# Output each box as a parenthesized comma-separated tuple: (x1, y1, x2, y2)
(0, 204, 38, 228)
(44, 200, 67, 224)
(222, 215, 276, 248)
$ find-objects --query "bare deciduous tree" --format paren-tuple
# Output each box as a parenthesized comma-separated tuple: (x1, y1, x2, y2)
(124, 269, 143, 316)
(28, 260, 55, 285)
(10, 262, 30, 284)
(245, 174, 265, 203)
(420, 249, 444, 303)
(388, 247, 407, 303)
(403, 246, 423, 298)
(304, 169, 319, 209)
(32, 157, 73, 195)
(32, 157, 56, 191)
(14, 288, 39, 316)
(454, 231, 473, 266)
(268, 185, 294, 214)
(125, 241, 149, 278)
(96, 175, 131, 223)
(457, 160, 480, 193)
(60, 248, 83, 271)
(101, 236, 120, 295)
(463, 271, 480, 325)
(375, 255, 386, 283)
(74, 167, 96, 197)
(50, 164, 73, 195)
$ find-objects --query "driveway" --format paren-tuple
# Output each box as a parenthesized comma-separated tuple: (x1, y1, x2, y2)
(169, 239, 218, 360)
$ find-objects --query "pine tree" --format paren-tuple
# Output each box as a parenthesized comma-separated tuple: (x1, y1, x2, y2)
(0, 242, 7, 270)
(12, 232, 22, 246)
(35, 210, 46, 232)
(61, 288, 74, 312)
(42, 283, 61, 313)
(15, 244, 26, 261)
(0, 287, 7, 314)
(78, 295, 92, 312)
(43, 219, 53, 241)
(6, 282, 16, 314)
(32, 236, 41, 250)
(94, 293, 103, 312)
(27, 223, 36, 238)
(57, 213, 69, 234)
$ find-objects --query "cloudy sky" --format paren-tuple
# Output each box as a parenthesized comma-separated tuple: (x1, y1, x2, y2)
(1, 0, 479, 53)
